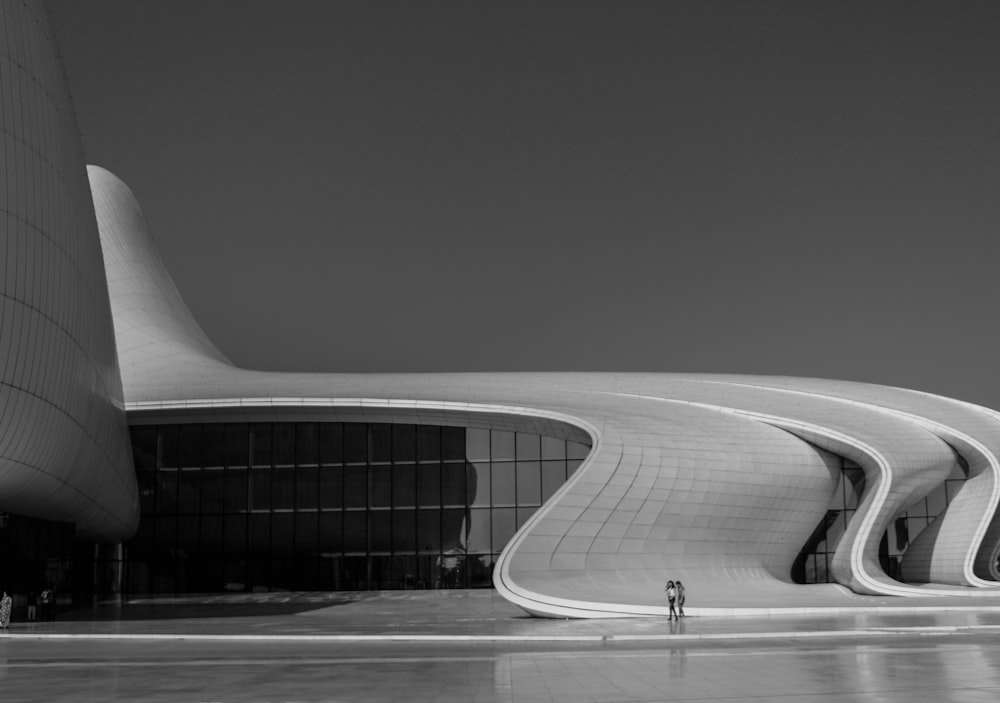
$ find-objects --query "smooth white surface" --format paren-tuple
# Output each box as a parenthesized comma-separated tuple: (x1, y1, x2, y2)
(0, 2, 137, 540)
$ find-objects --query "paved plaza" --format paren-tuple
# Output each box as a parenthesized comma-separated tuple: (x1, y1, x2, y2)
(3, 591, 1000, 702)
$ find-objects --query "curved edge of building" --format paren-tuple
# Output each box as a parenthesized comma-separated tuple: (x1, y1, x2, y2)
(0, 1, 138, 542)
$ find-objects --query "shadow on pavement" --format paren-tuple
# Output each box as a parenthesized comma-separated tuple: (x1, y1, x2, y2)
(55, 595, 361, 621)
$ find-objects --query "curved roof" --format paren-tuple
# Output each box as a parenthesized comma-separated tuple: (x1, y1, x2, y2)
(90, 165, 1000, 616)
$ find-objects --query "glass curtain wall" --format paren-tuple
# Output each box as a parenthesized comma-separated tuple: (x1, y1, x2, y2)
(126, 422, 590, 594)
(794, 456, 969, 584)
(0, 512, 75, 615)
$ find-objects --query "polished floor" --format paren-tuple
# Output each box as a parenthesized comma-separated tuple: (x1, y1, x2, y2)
(3, 591, 1000, 702)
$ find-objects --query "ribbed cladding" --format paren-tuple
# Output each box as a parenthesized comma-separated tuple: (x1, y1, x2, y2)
(0, 1, 138, 541)
(87, 165, 232, 398)
(696, 376, 1000, 587)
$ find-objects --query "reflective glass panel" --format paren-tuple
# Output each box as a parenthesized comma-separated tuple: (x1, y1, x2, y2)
(273, 424, 295, 466)
(441, 463, 467, 507)
(516, 433, 540, 460)
(417, 510, 441, 553)
(470, 554, 494, 587)
(441, 427, 465, 461)
(156, 472, 178, 514)
(178, 515, 199, 551)
(517, 506, 537, 528)
(129, 522, 153, 558)
(491, 462, 516, 506)
(416, 463, 441, 507)
(470, 462, 491, 506)
(203, 425, 225, 468)
(160, 426, 180, 468)
(226, 424, 249, 468)
(925, 484, 948, 517)
(392, 510, 416, 552)
(154, 516, 176, 549)
(125, 422, 585, 594)
(416, 425, 440, 462)
(440, 508, 466, 552)
(296, 467, 319, 510)
(224, 515, 246, 553)
(343, 512, 367, 552)
(251, 424, 272, 467)
(250, 469, 270, 511)
(343, 466, 367, 508)
(319, 423, 343, 465)
(440, 554, 466, 588)
(271, 513, 294, 552)
(541, 461, 565, 501)
(467, 508, 491, 553)
(296, 423, 319, 466)
(131, 427, 157, 470)
(344, 424, 367, 463)
(318, 512, 342, 554)
(491, 508, 516, 550)
(369, 424, 392, 463)
(908, 515, 929, 540)
(370, 512, 392, 552)
(491, 431, 515, 461)
(541, 436, 566, 460)
(393, 464, 416, 508)
(392, 424, 415, 463)
(179, 425, 206, 468)
(371, 466, 392, 508)
(567, 441, 590, 460)
(466, 428, 490, 462)
(319, 465, 342, 509)
(271, 467, 296, 510)
(516, 461, 541, 505)
(249, 514, 270, 553)
(295, 512, 317, 553)
(224, 469, 248, 512)
(178, 469, 201, 513)
(137, 472, 156, 513)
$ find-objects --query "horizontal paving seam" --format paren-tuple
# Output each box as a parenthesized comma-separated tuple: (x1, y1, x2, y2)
(7, 623, 1000, 643)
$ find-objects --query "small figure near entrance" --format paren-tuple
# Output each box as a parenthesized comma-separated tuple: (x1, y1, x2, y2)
(664, 580, 679, 620)
(675, 580, 686, 617)
(0, 591, 12, 629)
(40, 588, 52, 621)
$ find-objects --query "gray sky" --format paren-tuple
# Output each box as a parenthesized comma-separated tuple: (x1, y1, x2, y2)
(47, 1, 1000, 408)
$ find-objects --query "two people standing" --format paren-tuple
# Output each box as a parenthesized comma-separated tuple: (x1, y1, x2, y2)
(664, 579, 685, 620)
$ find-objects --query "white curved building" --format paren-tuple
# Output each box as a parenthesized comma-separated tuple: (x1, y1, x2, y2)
(87, 165, 1000, 615)
(5, 1, 1000, 617)
(0, 1, 137, 545)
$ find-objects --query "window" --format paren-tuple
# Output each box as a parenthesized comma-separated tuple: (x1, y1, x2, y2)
(127, 422, 590, 594)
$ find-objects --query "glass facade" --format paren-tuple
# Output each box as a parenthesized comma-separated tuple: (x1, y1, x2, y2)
(880, 460, 969, 580)
(125, 422, 590, 594)
(794, 455, 969, 584)
(0, 512, 76, 614)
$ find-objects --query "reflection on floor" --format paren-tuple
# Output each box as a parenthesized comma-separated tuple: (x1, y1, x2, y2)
(4, 591, 1000, 703)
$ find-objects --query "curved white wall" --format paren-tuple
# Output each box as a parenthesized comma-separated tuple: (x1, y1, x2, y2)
(0, 1, 137, 541)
